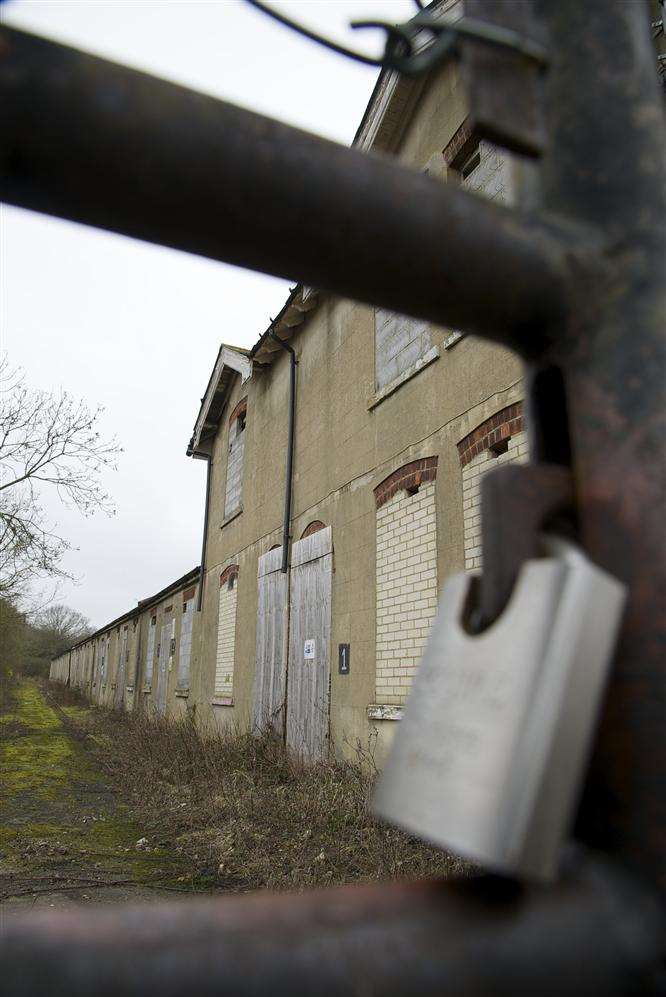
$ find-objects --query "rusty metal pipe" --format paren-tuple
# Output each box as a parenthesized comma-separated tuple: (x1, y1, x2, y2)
(0, 853, 662, 997)
(0, 26, 574, 357)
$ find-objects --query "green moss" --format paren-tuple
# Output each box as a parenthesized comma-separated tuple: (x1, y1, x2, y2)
(0, 681, 88, 799)
(60, 705, 91, 722)
(1, 680, 208, 893)
(0, 826, 20, 847)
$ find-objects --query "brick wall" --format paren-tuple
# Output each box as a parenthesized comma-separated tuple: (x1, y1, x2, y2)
(375, 478, 438, 705)
(459, 404, 528, 571)
(215, 567, 238, 701)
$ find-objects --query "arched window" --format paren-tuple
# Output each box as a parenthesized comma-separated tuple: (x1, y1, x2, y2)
(300, 520, 326, 539)
(224, 398, 247, 519)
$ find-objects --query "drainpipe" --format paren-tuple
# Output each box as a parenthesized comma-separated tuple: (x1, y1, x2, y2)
(269, 334, 297, 573)
(197, 455, 212, 611)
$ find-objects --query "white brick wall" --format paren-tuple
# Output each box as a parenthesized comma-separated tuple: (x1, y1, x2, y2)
(177, 598, 194, 690)
(462, 430, 529, 571)
(215, 578, 238, 699)
(375, 481, 438, 705)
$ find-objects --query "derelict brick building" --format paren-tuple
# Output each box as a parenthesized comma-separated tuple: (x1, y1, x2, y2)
(51, 0, 530, 763)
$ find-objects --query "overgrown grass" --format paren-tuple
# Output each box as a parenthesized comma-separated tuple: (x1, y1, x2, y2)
(48, 684, 467, 893)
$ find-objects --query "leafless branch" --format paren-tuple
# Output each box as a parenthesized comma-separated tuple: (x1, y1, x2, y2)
(0, 355, 122, 600)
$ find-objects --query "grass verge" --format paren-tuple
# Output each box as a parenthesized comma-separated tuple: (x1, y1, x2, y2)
(48, 683, 467, 893)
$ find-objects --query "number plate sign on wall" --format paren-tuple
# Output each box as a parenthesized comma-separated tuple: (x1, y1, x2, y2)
(304, 639, 316, 661)
(338, 644, 350, 675)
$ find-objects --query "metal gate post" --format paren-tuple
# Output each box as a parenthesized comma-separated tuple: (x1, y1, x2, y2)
(530, 0, 666, 885)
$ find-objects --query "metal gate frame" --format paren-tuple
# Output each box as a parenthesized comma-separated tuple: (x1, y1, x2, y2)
(0, 1, 663, 992)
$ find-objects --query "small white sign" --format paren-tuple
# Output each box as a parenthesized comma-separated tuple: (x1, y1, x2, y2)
(304, 639, 316, 660)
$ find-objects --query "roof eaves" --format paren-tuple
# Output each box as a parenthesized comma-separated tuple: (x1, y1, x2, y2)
(249, 284, 320, 364)
(52, 567, 202, 659)
(188, 346, 252, 456)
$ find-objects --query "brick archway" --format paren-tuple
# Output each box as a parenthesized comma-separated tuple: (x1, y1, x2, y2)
(300, 520, 326, 539)
(220, 564, 239, 588)
(457, 403, 523, 466)
(373, 457, 438, 510)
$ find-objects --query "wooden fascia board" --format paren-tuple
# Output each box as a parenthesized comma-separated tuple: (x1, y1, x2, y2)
(189, 347, 252, 455)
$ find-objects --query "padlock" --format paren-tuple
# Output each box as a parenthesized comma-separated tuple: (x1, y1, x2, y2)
(372, 536, 626, 881)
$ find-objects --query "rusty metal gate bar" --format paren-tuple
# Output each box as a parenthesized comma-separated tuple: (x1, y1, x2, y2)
(0, 0, 664, 992)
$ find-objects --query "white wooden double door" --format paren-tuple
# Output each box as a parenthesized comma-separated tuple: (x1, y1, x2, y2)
(253, 527, 333, 762)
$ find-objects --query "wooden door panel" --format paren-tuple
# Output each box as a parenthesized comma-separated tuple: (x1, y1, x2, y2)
(253, 547, 288, 735)
(286, 528, 333, 762)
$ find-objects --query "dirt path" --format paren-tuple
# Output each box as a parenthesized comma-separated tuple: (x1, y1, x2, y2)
(0, 679, 204, 916)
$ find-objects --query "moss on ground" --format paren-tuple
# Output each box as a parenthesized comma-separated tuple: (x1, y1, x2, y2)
(0, 679, 209, 900)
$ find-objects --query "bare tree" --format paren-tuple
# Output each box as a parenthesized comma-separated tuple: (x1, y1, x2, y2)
(13, 602, 94, 679)
(36, 603, 93, 642)
(0, 355, 121, 600)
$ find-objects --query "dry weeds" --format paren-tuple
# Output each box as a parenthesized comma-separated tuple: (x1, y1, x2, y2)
(49, 684, 468, 892)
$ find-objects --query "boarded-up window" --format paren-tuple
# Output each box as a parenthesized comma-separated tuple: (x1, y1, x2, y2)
(460, 139, 515, 204)
(115, 627, 129, 709)
(375, 309, 432, 393)
(224, 410, 246, 518)
(144, 616, 156, 687)
(215, 568, 238, 700)
(99, 635, 108, 684)
(177, 597, 195, 690)
(118, 628, 128, 668)
(375, 481, 438, 705)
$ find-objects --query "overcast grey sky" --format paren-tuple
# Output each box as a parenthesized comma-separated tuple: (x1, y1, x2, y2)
(1, 1, 415, 626)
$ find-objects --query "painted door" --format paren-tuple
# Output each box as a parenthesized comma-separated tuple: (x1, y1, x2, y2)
(286, 527, 333, 762)
(155, 617, 173, 716)
(253, 546, 289, 736)
(114, 628, 128, 710)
